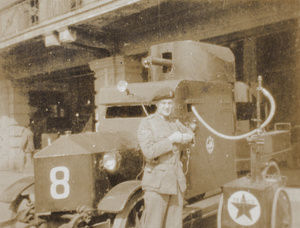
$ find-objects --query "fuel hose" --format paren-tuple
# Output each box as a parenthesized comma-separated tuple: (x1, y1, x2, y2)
(191, 87, 276, 140)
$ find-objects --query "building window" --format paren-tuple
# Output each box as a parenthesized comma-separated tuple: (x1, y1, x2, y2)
(28, 0, 39, 24)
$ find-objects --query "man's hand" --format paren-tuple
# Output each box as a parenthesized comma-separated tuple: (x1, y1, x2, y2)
(168, 131, 183, 143)
(168, 132, 194, 144)
(182, 133, 194, 144)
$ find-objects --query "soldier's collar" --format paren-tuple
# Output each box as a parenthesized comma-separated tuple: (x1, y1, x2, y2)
(155, 113, 171, 121)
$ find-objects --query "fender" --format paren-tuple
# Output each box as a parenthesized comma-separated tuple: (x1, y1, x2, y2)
(0, 176, 34, 203)
(98, 180, 142, 213)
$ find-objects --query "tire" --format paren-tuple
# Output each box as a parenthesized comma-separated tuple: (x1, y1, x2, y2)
(10, 193, 35, 228)
(271, 188, 292, 228)
(217, 194, 223, 228)
(112, 190, 144, 228)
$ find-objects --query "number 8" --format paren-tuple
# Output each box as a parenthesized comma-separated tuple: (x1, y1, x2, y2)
(50, 166, 70, 199)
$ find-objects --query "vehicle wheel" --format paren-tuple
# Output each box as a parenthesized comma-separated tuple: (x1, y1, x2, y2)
(112, 190, 144, 228)
(217, 194, 223, 228)
(10, 193, 35, 228)
(271, 188, 292, 228)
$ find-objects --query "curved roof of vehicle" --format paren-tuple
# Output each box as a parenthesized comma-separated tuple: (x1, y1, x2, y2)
(98, 80, 182, 105)
(98, 79, 233, 105)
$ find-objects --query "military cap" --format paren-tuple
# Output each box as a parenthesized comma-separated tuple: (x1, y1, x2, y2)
(152, 87, 175, 101)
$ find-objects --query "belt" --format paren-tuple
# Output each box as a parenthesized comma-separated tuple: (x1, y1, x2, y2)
(157, 153, 180, 165)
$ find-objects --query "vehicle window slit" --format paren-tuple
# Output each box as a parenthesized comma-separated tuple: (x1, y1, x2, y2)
(105, 105, 156, 118)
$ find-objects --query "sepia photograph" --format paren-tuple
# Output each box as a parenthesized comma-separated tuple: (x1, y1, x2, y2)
(0, 0, 299, 227)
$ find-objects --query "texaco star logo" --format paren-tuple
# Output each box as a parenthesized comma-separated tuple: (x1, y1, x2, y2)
(206, 136, 214, 154)
(227, 191, 261, 226)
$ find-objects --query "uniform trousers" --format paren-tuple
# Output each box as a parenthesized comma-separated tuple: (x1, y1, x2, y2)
(142, 188, 183, 228)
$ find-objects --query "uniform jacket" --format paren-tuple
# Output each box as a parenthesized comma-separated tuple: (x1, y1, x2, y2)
(137, 113, 193, 195)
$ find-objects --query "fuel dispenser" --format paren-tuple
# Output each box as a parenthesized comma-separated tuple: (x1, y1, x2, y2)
(214, 77, 292, 228)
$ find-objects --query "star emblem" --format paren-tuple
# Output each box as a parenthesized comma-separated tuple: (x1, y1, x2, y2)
(227, 191, 261, 226)
(232, 194, 257, 220)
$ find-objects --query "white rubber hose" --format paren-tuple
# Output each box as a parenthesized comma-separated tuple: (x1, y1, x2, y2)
(191, 87, 276, 140)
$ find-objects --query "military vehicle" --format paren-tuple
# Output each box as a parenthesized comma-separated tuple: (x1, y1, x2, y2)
(0, 40, 292, 228)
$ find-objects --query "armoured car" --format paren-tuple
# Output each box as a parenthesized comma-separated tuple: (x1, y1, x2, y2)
(0, 40, 292, 228)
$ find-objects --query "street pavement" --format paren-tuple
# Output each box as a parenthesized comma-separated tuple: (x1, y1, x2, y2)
(0, 166, 300, 227)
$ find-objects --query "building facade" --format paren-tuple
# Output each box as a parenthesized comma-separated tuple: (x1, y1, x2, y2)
(0, 0, 299, 170)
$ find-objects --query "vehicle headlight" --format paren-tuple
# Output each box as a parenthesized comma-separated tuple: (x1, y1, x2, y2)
(103, 152, 121, 173)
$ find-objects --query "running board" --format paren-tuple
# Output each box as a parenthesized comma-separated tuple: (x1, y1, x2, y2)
(183, 194, 221, 225)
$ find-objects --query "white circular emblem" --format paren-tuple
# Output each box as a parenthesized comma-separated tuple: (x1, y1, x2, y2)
(227, 191, 261, 226)
(206, 136, 214, 154)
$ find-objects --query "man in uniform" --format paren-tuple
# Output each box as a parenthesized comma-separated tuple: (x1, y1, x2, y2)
(19, 124, 35, 172)
(137, 87, 194, 228)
